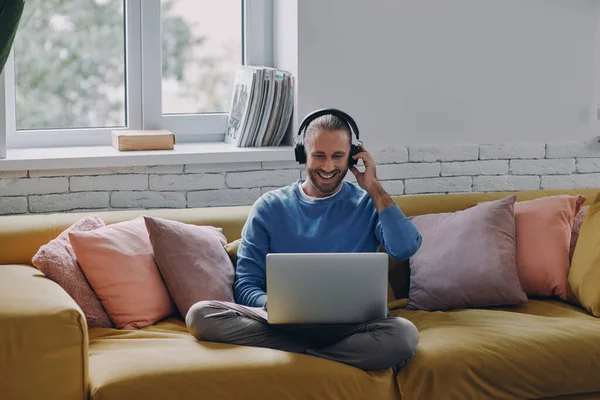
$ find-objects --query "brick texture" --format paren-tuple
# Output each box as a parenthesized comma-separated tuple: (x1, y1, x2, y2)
(479, 143, 545, 160)
(29, 192, 109, 213)
(509, 159, 575, 175)
(542, 174, 600, 190)
(2, 141, 600, 215)
(473, 176, 540, 192)
(70, 174, 148, 191)
(110, 191, 186, 209)
(0, 197, 28, 214)
(405, 177, 472, 194)
(441, 161, 508, 176)
(149, 174, 225, 191)
(408, 145, 478, 162)
(188, 189, 262, 207)
(226, 169, 300, 189)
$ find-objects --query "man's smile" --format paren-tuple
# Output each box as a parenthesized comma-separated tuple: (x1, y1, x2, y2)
(317, 171, 338, 180)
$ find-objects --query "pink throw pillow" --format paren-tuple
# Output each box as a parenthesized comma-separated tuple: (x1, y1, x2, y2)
(32, 217, 114, 328)
(569, 205, 588, 265)
(513, 195, 586, 300)
(69, 216, 175, 330)
(144, 216, 235, 318)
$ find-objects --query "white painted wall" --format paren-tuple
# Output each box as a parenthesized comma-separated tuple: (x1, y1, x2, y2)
(291, 0, 600, 147)
(273, 0, 298, 146)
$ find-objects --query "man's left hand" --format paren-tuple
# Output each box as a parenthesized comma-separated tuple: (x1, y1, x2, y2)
(350, 143, 379, 193)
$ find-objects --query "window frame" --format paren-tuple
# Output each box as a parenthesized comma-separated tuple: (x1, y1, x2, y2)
(1, 0, 273, 150)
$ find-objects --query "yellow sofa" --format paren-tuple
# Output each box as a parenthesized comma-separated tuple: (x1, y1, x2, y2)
(1, 188, 600, 400)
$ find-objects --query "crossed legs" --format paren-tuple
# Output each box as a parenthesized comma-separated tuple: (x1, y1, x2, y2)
(186, 300, 419, 371)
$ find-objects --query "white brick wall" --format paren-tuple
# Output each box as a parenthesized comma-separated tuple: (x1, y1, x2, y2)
(188, 188, 262, 207)
(546, 141, 600, 158)
(30, 165, 183, 177)
(509, 159, 575, 175)
(473, 176, 541, 192)
(377, 163, 440, 180)
(371, 146, 409, 164)
(408, 144, 478, 162)
(380, 180, 405, 196)
(110, 191, 186, 209)
(576, 158, 600, 173)
(226, 169, 300, 188)
(405, 177, 472, 194)
(0, 197, 28, 214)
(0, 177, 68, 196)
(2, 140, 600, 215)
(441, 160, 508, 176)
(0, 170, 27, 179)
(29, 192, 110, 213)
(542, 174, 600, 190)
(185, 162, 262, 173)
(149, 174, 225, 191)
(479, 143, 545, 160)
(70, 174, 148, 192)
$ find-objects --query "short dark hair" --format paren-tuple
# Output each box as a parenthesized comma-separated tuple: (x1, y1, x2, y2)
(305, 114, 352, 145)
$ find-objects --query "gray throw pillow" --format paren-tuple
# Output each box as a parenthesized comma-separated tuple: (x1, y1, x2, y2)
(407, 194, 527, 311)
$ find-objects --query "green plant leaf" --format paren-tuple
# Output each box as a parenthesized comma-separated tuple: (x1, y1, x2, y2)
(0, 0, 25, 74)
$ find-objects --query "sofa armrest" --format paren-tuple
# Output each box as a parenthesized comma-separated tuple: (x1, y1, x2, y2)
(0, 264, 88, 400)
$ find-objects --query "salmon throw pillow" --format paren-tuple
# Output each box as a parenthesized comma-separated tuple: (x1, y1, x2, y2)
(69, 216, 175, 330)
(513, 195, 586, 300)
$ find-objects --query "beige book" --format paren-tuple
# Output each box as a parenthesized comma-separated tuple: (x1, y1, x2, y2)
(111, 130, 176, 151)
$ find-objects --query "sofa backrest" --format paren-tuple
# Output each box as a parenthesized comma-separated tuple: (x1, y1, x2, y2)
(0, 187, 597, 266)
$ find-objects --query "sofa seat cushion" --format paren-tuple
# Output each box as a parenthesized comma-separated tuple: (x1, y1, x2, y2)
(393, 300, 600, 400)
(87, 318, 397, 400)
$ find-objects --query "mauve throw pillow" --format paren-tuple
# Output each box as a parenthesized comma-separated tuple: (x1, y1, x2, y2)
(69, 216, 176, 330)
(32, 216, 114, 328)
(144, 216, 235, 319)
(407, 195, 527, 311)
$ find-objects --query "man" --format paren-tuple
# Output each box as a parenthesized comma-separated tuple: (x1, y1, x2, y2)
(186, 113, 422, 371)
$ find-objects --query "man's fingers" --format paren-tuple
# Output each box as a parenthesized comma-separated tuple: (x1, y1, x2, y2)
(352, 152, 370, 160)
(353, 152, 374, 167)
(349, 166, 360, 177)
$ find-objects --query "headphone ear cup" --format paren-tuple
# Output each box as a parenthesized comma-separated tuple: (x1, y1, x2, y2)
(349, 144, 360, 167)
(295, 144, 307, 164)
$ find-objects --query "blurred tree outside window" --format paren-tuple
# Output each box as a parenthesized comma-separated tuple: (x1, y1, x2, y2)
(12, 0, 242, 131)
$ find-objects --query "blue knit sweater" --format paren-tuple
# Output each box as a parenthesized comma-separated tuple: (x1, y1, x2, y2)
(234, 180, 422, 307)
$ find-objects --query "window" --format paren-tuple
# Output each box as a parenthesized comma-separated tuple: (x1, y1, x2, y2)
(1, 0, 272, 149)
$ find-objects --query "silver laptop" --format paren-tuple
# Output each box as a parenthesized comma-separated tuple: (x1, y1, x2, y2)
(265, 252, 389, 324)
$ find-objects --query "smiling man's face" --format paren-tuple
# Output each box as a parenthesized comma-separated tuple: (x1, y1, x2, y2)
(302, 128, 350, 197)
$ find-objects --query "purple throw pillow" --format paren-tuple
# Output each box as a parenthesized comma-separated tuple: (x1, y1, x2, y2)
(144, 216, 235, 318)
(407, 194, 527, 311)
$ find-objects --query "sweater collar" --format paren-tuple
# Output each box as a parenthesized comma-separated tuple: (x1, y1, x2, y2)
(294, 180, 347, 204)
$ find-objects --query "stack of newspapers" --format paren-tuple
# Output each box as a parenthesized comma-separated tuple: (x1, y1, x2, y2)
(224, 65, 294, 147)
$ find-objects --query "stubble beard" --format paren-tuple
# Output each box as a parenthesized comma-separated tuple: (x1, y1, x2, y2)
(307, 167, 347, 195)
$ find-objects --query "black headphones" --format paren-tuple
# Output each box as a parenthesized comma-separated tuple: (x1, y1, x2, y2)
(294, 108, 362, 166)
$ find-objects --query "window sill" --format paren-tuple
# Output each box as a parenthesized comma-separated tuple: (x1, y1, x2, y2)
(0, 142, 295, 171)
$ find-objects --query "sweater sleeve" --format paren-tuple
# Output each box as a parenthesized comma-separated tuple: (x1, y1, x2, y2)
(375, 205, 422, 261)
(233, 198, 270, 307)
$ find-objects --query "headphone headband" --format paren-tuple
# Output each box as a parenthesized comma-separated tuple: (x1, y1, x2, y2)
(294, 108, 361, 166)
(296, 108, 360, 141)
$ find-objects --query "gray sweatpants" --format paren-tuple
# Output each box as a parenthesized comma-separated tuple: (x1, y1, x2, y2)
(185, 300, 419, 371)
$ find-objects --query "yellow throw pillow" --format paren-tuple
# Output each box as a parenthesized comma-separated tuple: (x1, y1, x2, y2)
(224, 239, 241, 265)
(568, 192, 600, 317)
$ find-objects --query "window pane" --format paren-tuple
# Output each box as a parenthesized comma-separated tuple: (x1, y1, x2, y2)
(13, 0, 126, 131)
(161, 0, 242, 115)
